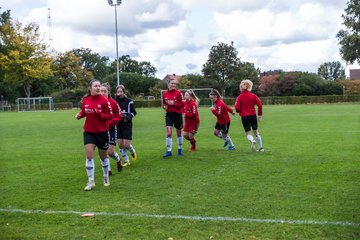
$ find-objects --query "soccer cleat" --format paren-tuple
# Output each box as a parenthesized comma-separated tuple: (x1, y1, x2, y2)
(251, 141, 256, 152)
(223, 141, 228, 147)
(227, 145, 235, 150)
(116, 161, 123, 172)
(131, 152, 137, 161)
(163, 151, 172, 157)
(108, 170, 113, 176)
(103, 176, 110, 187)
(258, 147, 265, 152)
(84, 180, 95, 191)
(189, 146, 196, 152)
(178, 149, 183, 156)
(123, 161, 131, 167)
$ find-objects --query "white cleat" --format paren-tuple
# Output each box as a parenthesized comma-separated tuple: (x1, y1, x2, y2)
(103, 176, 110, 187)
(258, 147, 265, 152)
(84, 180, 95, 191)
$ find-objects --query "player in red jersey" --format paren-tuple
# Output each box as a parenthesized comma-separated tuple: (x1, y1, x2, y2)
(162, 75, 185, 157)
(100, 83, 123, 175)
(235, 79, 264, 152)
(209, 89, 235, 150)
(183, 90, 200, 151)
(76, 79, 113, 191)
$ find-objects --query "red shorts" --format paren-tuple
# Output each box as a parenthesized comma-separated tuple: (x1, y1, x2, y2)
(183, 122, 199, 134)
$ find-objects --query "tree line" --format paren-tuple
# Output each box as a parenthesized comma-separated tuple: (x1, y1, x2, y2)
(1, 0, 359, 103)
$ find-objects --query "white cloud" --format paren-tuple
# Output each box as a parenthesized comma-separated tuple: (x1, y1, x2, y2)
(1, 0, 353, 79)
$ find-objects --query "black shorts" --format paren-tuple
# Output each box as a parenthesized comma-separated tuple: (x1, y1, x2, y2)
(165, 112, 183, 130)
(109, 126, 117, 145)
(241, 114, 258, 132)
(117, 123, 133, 140)
(215, 122, 231, 134)
(83, 131, 109, 150)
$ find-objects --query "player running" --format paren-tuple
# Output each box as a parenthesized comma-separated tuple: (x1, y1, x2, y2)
(115, 85, 137, 166)
(75, 79, 113, 191)
(183, 90, 200, 151)
(235, 79, 264, 152)
(209, 89, 235, 150)
(162, 75, 185, 157)
(100, 83, 123, 175)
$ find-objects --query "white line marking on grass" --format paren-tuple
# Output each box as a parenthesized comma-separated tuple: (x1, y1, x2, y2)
(1, 208, 359, 227)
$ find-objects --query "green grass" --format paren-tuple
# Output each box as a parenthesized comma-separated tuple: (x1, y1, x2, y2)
(0, 104, 359, 239)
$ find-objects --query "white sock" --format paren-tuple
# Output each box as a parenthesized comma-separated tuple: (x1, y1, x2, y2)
(166, 137, 172, 152)
(225, 136, 234, 147)
(110, 152, 121, 162)
(129, 144, 135, 154)
(256, 135, 263, 149)
(177, 136, 183, 150)
(247, 134, 255, 142)
(101, 158, 110, 177)
(85, 158, 95, 181)
(120, 148, 129, 162)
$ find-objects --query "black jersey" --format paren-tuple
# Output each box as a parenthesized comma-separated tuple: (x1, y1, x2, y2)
(115, 96, 136, 125)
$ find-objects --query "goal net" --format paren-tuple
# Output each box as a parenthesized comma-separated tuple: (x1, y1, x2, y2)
(161, 88, 214, 106)
(16, 97, 54, 112)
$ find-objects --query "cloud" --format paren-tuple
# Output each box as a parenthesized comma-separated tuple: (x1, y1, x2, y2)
(1, 0, 351, 79)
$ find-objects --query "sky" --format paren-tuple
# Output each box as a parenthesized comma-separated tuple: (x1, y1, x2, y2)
(2, 0, 358, 79)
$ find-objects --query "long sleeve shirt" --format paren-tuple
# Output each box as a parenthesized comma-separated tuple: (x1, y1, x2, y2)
(77, 94, 113, 133)
(234, 90, 263, 117)
(163, 89, 184, 114)
(211, 99, 233, 125)
(183, 99, 200, 125)
(108, 97, 122, 127)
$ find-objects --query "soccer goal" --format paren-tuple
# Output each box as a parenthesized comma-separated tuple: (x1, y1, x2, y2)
(16, 97, 54, 112)
(161, 88, 214, 106)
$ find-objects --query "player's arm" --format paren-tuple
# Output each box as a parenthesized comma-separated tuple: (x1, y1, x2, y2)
(75, 104, 85, 119)
(234, 96, 241, 113)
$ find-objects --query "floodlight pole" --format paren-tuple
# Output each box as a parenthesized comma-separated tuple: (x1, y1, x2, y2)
(107, 0, 122, 86)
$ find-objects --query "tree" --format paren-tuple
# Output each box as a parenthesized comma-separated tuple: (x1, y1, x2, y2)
(52, 51, 94, 90)
(115, 55, 157, 77)
(317, 61, 346, 81)
(72, 48, 110, 80)
(202, 42, 242, 92)
(0, 10, 53, 98)
(336, 0, 360, 65)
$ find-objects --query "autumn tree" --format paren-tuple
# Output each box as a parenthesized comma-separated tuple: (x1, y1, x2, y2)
(317, 61, 346, 81)
(0, 9, 53, 99)
(52, 51, 94, 90)
(336, 0, 360, 64)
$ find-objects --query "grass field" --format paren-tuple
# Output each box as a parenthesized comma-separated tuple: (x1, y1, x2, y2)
(0, 103, 359, 239)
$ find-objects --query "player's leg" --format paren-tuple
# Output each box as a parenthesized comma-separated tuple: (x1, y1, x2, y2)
(223, 123, 235, 150)
(83, 132, 96, 191)
(242, 116, 256, 152)
(164, 112, 173, 157)
(97, 132, 110, 187)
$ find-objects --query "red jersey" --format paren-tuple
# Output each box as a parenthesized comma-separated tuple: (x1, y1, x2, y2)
(108, 97, 122, 127)
(163, 89, 184, 114)
(183, 99, 200, 125)
(234, 90, 262, 117)
(77, 94, 113, 133)
(211, 99, 233, 125)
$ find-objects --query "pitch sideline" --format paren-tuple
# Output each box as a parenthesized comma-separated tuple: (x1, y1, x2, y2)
(0, 208, 359, 227)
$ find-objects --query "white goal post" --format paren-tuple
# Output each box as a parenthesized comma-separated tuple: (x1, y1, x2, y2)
(161, 88, 214, 106)
(16, 97, 54, 112)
